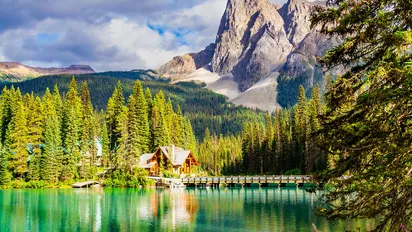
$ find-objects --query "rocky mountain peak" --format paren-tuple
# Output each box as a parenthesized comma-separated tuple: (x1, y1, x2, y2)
(157, 43, 215, 78)
(67, 65, 94, 71)
(279, 0, 322, 46)
(212, 0, 292, 91)
(158, 0, 339, 111)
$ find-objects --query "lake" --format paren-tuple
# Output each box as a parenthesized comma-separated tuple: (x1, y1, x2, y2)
(0, 187, 373, 231)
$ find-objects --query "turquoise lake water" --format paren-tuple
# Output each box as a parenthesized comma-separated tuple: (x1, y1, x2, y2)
(0, 187, 373, 231)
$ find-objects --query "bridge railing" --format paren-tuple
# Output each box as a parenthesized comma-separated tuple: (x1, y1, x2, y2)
(181, 175, 313, 184)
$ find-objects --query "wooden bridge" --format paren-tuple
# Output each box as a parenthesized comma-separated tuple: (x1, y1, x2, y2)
(181, 175, 315, 187)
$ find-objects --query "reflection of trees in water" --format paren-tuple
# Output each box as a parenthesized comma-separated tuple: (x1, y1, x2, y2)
(151, 189, 199, 229)
(184, 193, 199, 220)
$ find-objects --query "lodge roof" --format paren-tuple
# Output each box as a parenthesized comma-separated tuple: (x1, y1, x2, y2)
(138, 146, 197, 169)
(139, 153, 155, 168)
(160, 146, 192, 166)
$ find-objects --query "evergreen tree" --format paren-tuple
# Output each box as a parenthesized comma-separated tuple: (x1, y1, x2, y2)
(312, 0, 412, 229)
(272, 111, 281, 173)
(27, 96, 44, 181)
(106, 81, 128, 169)
(164, 98, 174, 137)
(296, 85, 308, 172)
(152, 91, 170, 148)
(144, 88, 154, 150)
(41, 88, 63, 183)
(324, 74, 332, 93)
(263, 112, 274, 173)
(0, 87, 13, 145)
(52, 84, 63, 119)
(61, 77, 82, 180)
(185, 118, 197, 155)
(106, 81, 126, 151)
(280, 109, 291, 172)
(171, 105, 183, 147)
(79, 81, 94, 178)
(42, 113, 63, 183)
(0, 145, 11, 186)
(127, 81, 150, 157)
(308, 85, 325, 171)
(112, 107, 128, 170)
(101, 122, 110, 167)
(7, 89, 29, 180)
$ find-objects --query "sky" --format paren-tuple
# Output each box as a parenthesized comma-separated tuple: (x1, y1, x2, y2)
(0, 0, 284, 71)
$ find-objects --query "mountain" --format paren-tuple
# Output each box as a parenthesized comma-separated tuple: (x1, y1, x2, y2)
(0, 62, 95, 82)
(158, 0, 341, 111)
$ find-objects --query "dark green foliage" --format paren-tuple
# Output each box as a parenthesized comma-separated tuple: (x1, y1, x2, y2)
(127, 81, 150, 155)
(0, 146, 11, 187)
(103, 167, 154, 188)
(100, 122, 110, 167)
(152, 91, 170, 148)
(311, 0, 412, 230)
(61, 78, 82, 180)
(106, 81, 127, 156)
(41, 114, 62, 183)
(0, 73, 263, 140)
(203, 85, 326, 176)
(277, 72, 313, 108)
(88, 70, 165, 81)
(198, 128, 243, 176)
(277, 68, 327, 108)
(284, 169, 301, 175)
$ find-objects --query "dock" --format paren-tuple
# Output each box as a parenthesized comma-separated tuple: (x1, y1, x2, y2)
(148, 177, 186, 188)
(72, 181, 100, 188)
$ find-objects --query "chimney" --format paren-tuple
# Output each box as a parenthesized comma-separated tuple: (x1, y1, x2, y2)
(170, 144, 175, 163)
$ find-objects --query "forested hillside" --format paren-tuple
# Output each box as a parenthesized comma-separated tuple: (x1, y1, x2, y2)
(0, 78, 196, 188)
(198, 85, 328, 176)
(0, 73, 264, 140)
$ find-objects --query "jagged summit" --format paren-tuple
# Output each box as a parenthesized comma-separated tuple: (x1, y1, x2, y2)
(213, 0, 292, 91)
(157, 43, 215, 78)
(158, 0, 340, 111)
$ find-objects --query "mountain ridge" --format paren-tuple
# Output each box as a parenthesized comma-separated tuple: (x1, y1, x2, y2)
(0, 62, 95, 82)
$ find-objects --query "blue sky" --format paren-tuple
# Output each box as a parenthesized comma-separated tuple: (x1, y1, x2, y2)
(0, 0, 284, 71)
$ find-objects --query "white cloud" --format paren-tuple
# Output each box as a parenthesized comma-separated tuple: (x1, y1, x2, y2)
(0, 0, 288, 71)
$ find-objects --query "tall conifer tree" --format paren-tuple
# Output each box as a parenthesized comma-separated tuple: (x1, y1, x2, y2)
(61, 77, 82, 180)
(127, 81, 150, 157)
(0, 145, 11, 186)
(27, 96, 44, 181)
(106, 81, 128, 169)
(8, 89, 29, 179)
(152, 91, 170, 148)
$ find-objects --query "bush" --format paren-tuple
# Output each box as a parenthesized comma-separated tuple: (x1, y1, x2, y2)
(103, 167, 154, 188)
(9, 180, 27, 189)
(284, 169, 302, 175)
(162, 170, 179, 179)
(26, 180, 47, 188)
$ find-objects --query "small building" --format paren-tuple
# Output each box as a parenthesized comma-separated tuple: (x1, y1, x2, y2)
(139, 145, 199, 176)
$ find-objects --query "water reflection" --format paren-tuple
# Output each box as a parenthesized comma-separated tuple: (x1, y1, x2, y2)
(0, 187, 372, 232)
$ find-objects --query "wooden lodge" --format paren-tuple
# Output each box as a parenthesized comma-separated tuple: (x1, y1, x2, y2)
(138, 145, 199, 176)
